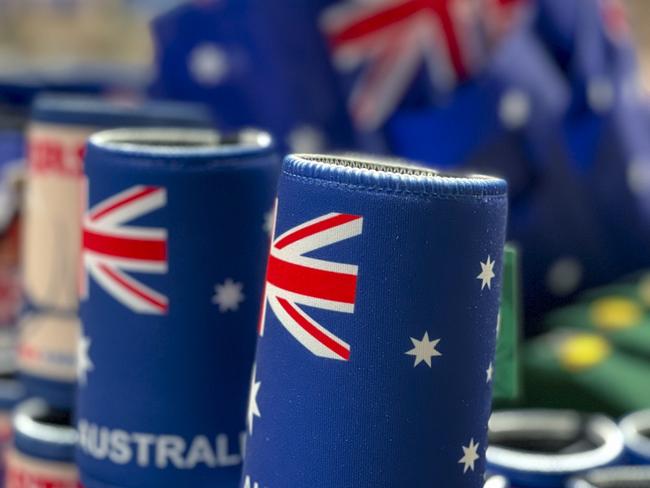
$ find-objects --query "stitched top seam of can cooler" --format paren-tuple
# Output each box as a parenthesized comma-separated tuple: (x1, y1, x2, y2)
(31, 94, 211, 128)
(284, 154, 507, 199)
(87, 128, 275, 167)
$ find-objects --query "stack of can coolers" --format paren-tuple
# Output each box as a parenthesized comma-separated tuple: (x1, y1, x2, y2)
(9, 89, 515, 486)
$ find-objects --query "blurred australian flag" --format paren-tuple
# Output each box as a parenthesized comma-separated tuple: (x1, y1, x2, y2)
(150, 0, 650, 332)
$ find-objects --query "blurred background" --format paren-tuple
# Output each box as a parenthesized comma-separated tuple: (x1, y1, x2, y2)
(2, 1, 650, 487)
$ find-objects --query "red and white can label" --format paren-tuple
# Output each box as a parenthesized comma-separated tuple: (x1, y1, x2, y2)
(5, 448, 80, 488)
(18, 313, 79, 383)
(22, 124, 95, 311)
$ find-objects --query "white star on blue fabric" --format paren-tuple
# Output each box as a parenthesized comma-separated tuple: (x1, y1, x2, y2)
(287, 125, 326, 153)
(458, 438, 480, 473)
(477, 256, 496, 290)
(247, 364, 262, 435)
(243, 476, 260, 488)
(212, 279, 245, 312)
(486, 362, 494, 383)
(405, 332, 442, 367)
(188, 42, 229, 86)
(77, 333, 94, 386)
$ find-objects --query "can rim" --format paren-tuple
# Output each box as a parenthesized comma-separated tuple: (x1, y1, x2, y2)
(89, 127, 274, 159)
(620, 409, 650, 459)
(31, 94, 211, 128)
(487, 410, 624, 474)
(14, 398, 76, 448)
(284, 154, 507, 197)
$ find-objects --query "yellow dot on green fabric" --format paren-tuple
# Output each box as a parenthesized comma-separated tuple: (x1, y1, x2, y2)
(590, 297, 642, 330)
(559, 334, 611, 371)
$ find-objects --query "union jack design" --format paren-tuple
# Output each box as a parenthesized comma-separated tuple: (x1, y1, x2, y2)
(259, 211, 363, 361)
(600, 0, 629, 43)
(81, 184, 168, 315)
(321, 0, 486, 131)
(483, 0, 528, 42)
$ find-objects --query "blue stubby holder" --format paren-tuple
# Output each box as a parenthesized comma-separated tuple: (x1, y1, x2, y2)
(241, 155, 508, 487)
(6, 399, 79, 487)
(487, 410, 625, 487)
(620, 410, 650, 465)
(76, 128, 279, 488)
(19, 94, 213, 409)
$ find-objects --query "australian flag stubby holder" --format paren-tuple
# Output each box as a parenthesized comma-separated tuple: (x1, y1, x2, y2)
(75, 128, 279, 488)
(241, 154, 508, 487)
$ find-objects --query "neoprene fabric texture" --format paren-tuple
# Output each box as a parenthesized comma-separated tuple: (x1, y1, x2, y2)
(76, 128, 279, 488)
(241, 154, 508, 487)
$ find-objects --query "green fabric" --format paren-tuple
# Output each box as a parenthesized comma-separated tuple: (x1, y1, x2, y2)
(492, 244, 521, 403)
(522, 330, 650, 416)
(545, 296, 650, 360)
(580, 271, 650, 304)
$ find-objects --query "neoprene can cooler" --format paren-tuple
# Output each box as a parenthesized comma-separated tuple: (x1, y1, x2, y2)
(76, 128, 279, 488)
(241, 154, 508, 487)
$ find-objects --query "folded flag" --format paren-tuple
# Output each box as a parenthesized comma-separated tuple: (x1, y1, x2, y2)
(320, 0, 525, 132)
(150, 0, 356, 152)
(241, 154, 508, 487)
(534, 0, 637, 111)
(18, 94, 212, 409)
(76, 128, 279, 488)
